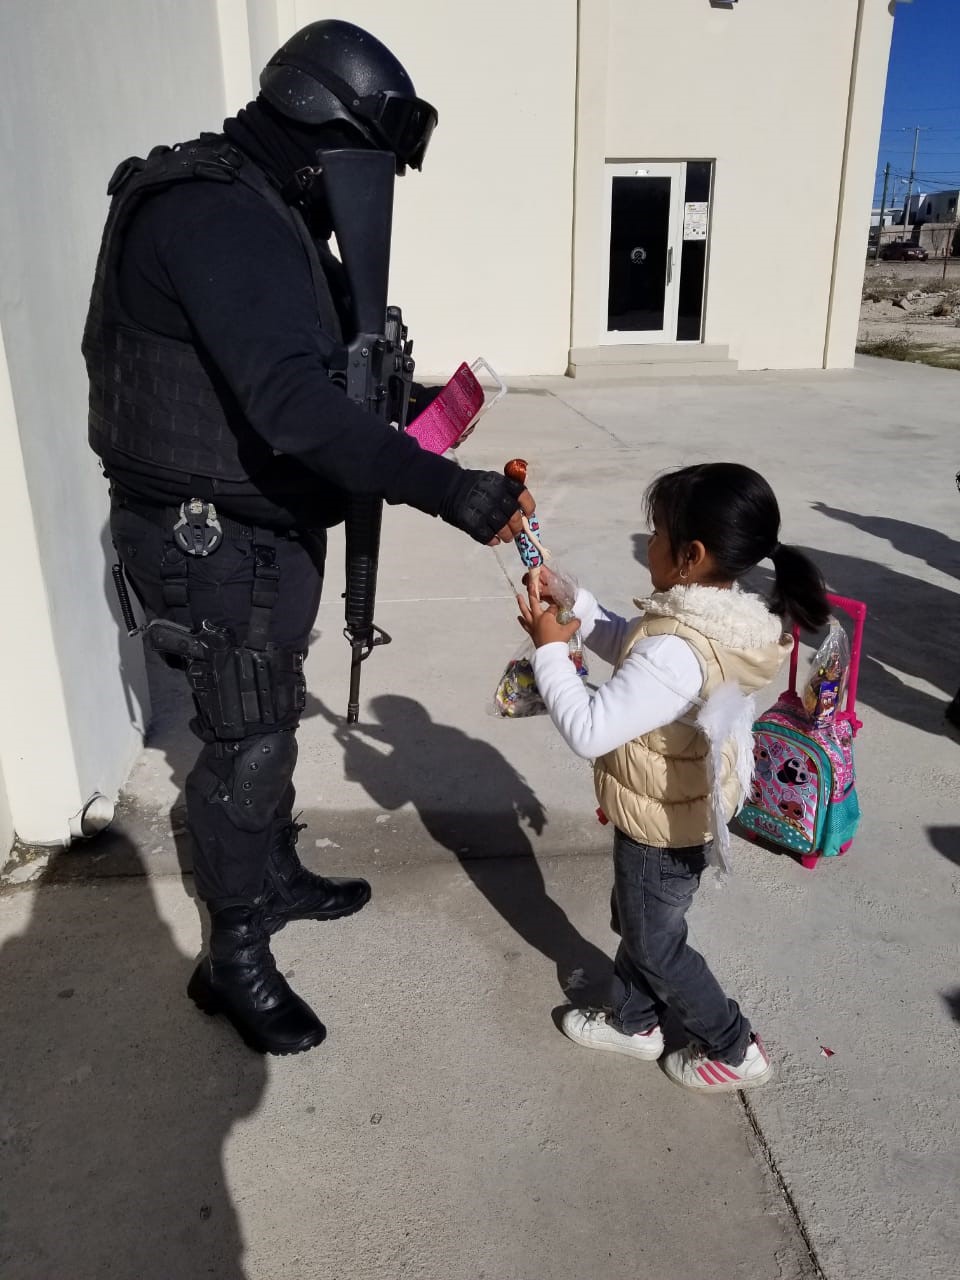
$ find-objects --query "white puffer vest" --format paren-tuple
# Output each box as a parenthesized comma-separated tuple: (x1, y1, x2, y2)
(594, 585, 792, 850)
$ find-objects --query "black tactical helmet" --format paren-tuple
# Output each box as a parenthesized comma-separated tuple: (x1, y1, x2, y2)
(259, 19, 437, 173)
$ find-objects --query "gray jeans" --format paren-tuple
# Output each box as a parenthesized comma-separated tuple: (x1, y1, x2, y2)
(609, 828, 751, 1066)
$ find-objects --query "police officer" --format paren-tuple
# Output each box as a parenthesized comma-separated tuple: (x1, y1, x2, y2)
(84, 20, 533, 1056)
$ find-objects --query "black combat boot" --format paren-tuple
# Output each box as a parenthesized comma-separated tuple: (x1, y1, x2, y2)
(187, 904, 326, 1055)
(261, 821, 371, 935)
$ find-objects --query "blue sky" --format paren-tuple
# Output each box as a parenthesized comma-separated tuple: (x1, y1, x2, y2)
(874, 0, 960, 210)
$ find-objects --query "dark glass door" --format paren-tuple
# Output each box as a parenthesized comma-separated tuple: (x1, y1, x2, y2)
(607, 175, 672, 334)
(677, 161, 713, 342)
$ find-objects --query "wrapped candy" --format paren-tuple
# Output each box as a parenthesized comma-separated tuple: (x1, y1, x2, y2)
(493, 653, 545, 718)
(504, 458, 549, 594)
(802, 621, 850, 728)
(492, 459, 587, 717)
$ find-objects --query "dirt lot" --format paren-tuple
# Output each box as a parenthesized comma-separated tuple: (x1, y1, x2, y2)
(859, 257, 960, 369)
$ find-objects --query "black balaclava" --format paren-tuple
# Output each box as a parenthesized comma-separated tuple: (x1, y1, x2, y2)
(223, 95, 362, 233)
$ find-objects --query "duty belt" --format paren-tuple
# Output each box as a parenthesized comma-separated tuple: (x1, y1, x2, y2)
(112, 491, 285, 651)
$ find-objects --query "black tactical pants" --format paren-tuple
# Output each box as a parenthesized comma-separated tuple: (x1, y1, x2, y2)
(110, 501, 325, 904)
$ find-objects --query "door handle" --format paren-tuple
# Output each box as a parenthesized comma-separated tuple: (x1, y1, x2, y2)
(666, 246, 674, 285)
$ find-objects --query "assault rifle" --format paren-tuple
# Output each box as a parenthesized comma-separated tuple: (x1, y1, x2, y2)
(320, 150, 416, 724)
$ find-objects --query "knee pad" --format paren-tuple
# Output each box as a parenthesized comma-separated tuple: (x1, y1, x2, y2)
(195, 731, 299, 833)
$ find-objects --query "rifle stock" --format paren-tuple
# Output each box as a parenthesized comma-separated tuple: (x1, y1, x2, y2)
(320, 151, 414, 723)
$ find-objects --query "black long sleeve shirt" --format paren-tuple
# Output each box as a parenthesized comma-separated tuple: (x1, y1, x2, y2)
(111, 175, 456, 527)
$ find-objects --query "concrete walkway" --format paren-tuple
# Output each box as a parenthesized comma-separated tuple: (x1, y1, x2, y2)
(2, 356, 959, 1279)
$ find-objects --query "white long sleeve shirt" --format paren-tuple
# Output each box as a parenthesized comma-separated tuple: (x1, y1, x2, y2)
(530, 587, 703, 759)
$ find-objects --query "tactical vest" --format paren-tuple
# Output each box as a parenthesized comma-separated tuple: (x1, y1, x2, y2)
(82, 136, 342, 485)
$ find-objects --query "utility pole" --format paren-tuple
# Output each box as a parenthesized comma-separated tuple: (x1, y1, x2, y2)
(902, 126, 928, 232)
(878, 161, 890, 254)
(943, 222, 957, 283)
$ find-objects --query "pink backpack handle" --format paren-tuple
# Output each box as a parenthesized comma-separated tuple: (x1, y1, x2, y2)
(786, 593, 866, 735)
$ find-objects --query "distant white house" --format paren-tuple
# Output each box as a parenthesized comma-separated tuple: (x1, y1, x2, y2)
(870, 205, 903, 227)
(905, 189, 960, 224)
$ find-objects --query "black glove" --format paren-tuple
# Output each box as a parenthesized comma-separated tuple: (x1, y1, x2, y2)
(408, 382, 443, 419)
(439, 469, 525, 544)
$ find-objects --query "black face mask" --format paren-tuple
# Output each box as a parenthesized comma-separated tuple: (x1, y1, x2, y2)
(223, 98, 359, 189)
(224, 99, 370, 239)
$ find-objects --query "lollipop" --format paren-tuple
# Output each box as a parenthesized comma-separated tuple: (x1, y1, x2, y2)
(504, 459, 550, 596)
(490, 459, 589, 716)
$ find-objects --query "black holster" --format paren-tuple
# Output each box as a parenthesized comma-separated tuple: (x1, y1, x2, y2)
(146, 620, 305, 739)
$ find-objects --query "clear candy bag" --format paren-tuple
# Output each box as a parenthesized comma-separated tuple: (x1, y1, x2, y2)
(493, 644, 547, 717)
(802, 619, 850, 728)
(492, 564, 588, 718)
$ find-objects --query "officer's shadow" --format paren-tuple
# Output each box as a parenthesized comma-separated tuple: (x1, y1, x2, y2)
(320, 695, 611, 1001)
(0, 836, 264, 1280)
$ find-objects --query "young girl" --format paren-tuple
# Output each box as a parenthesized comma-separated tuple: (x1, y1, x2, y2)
(517, 463, 829, 1092)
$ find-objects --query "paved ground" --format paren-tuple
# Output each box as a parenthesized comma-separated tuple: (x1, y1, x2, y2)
(2, 356, 959, 1279)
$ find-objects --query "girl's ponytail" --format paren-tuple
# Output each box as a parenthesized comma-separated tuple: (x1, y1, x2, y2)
(645, 463, 830, 631)
(770, 544, 829, 632)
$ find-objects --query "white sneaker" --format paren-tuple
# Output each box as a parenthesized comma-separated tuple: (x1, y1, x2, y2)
(662, 1034, 773, 1093)
(561, 1008, 664, 1061)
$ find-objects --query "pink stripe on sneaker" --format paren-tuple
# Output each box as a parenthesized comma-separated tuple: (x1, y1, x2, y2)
(713, 1062, 741, 1082)
(698, 1063, 725, 1086)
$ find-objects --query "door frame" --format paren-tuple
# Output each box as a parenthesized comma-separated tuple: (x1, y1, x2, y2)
(600, 161, 686, 346)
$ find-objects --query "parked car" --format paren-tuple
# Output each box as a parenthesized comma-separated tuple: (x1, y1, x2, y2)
(879, 242, 929, 262)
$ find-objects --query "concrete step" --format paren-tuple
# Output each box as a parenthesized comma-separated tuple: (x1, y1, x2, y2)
(567, 342, 738, 379)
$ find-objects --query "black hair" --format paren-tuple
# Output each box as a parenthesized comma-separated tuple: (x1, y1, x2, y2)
(644, 463, 829, 632)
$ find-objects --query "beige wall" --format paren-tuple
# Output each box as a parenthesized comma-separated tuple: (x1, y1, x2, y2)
(0, 0, 232, 845)
(0, 0, 576, 848)
(0, 329, 82, 848)
(0, 761, 12, 861)
(572, 0, 893, 370)
(0, 0, 893, 849)
(288, 0, 579, 378)
(824, 1, 897, 368)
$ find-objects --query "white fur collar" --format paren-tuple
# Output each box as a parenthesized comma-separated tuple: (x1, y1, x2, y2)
(633, 584, 786, 649)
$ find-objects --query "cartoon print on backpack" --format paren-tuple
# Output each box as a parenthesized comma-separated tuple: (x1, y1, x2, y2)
(777, 756, 810, 787)
(777, 797, 807, 836)
(754, 742, 774, 782)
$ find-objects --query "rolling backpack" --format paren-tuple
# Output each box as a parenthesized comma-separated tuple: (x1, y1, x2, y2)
(737, 594, 865, 870)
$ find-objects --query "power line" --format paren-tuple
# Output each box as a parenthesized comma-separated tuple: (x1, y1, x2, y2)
(877, 148, 960, 155)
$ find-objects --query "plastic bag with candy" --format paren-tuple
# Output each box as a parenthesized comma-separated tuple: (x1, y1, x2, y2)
(492, 561, 588, 718)
(492, 631, 588, 718)
(493, 641, 547, 717)
(802, 620, 850, 728)
(492, 457, 588, 716)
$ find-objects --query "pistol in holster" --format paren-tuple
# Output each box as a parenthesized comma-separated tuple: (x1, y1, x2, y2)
(144, 619, 305, 739)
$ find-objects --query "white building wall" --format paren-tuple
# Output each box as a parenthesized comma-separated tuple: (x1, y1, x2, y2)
(572, 0, 893, 370)
(0, 762, 12, 861)
(823, 0, 896, 369)
(288, 0, 579, 378)
(0, 0, 894, 850)
(0, 329, 82, 847)
(0, 0, 235, 846)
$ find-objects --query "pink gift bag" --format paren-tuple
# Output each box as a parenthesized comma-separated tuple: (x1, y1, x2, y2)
(406, 358, 506, 455)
